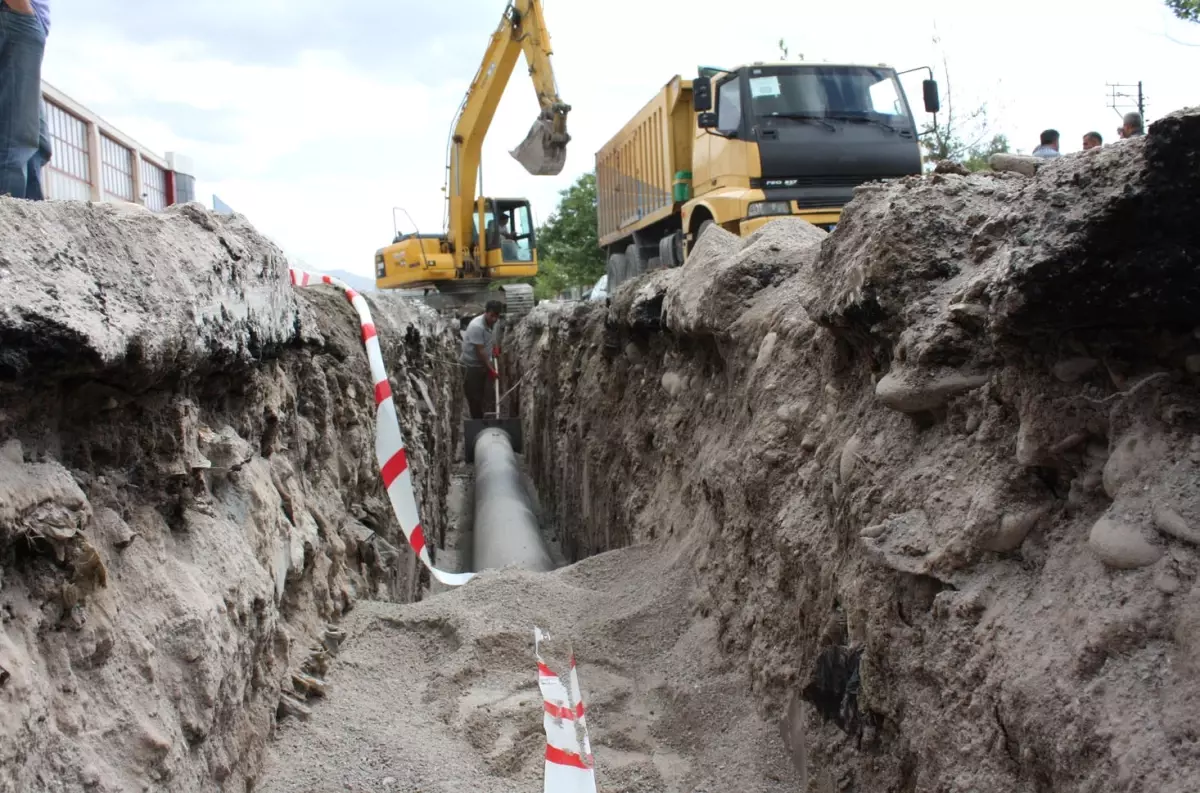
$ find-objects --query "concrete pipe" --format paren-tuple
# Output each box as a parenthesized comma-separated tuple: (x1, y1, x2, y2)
(472, 428, 553, 573)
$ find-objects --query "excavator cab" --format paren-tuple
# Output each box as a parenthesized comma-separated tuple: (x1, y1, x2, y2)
(474, 198, 537, 268)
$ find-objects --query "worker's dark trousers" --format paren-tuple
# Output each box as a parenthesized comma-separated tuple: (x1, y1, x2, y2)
(463, 366, 490, 419)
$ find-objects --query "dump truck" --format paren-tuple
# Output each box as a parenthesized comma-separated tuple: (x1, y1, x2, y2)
(374, 0, 570, 321)
(596, 62, 940, 290)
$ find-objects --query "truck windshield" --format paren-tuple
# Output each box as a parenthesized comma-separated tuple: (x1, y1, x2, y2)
(746, 66, 911, 126)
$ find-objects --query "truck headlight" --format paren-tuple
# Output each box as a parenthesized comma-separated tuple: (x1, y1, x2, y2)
(746, 201, 791, 218)
(375, 253, 386, 278)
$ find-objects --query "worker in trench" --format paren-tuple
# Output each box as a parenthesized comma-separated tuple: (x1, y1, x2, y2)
(460, 299, 503, 419)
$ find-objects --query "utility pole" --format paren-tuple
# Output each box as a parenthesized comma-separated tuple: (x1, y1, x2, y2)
(1106, 81, 1147, 121)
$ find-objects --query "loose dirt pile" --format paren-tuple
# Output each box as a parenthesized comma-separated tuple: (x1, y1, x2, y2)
(0, 200, 460, 792)
(257, 542, 800, 793)
(509, 107, 1200, 792)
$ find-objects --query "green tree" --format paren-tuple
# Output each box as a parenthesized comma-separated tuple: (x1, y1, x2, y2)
(531, 257, 567, 301)
(1167, 0, 1199, 22)
(963, 134, 1011, 172)
(536, 171, 606, 292)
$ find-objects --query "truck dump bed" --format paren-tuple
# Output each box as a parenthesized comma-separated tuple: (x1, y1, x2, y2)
(595, 76, 694, 249)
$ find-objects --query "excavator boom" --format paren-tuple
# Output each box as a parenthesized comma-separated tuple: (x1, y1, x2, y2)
(447, 0, 570, 261)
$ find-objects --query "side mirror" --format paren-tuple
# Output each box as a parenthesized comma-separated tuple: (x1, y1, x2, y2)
(693, 75, 713, 112)
(698, 111, 717, 130)
(922, 79, 940, 114)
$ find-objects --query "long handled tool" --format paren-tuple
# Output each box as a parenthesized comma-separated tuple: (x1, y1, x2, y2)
(491, 352, 502, 419)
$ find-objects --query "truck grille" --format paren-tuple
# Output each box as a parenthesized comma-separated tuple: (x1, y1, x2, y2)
(751, 175, 894, 190)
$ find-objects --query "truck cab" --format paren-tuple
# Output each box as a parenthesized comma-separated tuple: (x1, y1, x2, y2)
(687, 62, 937, 250)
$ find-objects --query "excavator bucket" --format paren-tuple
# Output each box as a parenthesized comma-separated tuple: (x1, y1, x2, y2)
(511, 112, 568, 176)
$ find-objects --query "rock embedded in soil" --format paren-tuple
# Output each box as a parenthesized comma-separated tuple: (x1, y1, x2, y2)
(661, 371, 684, 397)
(874, 368, 989, 413)
(1053, 357, 1098, 383)
(1103, 429, 1167, 499)
(989, 152, 1043, 176)
(839, 435, 862, 484)
(1088, 516, 1164, 569)
(1153, 504, 1200, 546)
(978, 507, 1045, 553)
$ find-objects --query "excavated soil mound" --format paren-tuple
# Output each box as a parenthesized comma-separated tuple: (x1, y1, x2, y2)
(0, 199, 460, 792)
(509, 107, 1200, 792)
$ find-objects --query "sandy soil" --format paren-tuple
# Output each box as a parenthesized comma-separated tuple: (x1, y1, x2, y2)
(258, 537, 802, 793)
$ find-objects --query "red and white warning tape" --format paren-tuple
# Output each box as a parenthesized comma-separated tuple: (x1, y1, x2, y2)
(535, 627, 598, 793)
(291, 272, 597, 787)
(289, 268, 475, 588)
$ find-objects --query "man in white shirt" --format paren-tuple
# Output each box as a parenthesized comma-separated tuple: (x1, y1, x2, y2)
(1118, 112, 1144, 139)
(459, 300, 503, 419)
(1031, 129, 1061, 159)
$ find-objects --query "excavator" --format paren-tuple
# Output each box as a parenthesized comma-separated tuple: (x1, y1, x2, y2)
(373, 0, 570, 322)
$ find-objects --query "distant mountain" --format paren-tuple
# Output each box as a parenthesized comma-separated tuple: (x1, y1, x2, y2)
(311, 269, 376, 293)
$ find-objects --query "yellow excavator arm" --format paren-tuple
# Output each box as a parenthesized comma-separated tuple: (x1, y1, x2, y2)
(446, 0, 570, 266)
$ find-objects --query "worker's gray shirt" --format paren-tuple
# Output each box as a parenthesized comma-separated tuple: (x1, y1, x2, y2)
(460, 314, 494, 368)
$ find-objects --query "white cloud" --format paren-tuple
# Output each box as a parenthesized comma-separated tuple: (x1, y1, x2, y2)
(42, 0, 1200, 278)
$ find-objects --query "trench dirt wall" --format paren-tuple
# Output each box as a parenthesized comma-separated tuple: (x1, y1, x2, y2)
(509, 108, 1200, 792)
(0, 200, 461, 792)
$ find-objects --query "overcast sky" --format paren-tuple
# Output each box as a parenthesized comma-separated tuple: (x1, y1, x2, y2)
(43, 0, 1199, 277)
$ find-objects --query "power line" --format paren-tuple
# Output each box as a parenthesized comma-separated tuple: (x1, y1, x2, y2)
(1106, 81, 1146, 121)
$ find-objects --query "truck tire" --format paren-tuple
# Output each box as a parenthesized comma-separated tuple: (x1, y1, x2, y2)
(607, 252, 628, 291)
(625, 243, 644, 277)
(659, 234, 677, 267)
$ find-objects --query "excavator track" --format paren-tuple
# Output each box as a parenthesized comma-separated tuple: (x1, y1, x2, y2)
(404, 281, 536, 327)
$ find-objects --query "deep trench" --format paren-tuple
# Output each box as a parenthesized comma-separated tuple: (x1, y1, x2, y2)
(7, 114, 1200, 793)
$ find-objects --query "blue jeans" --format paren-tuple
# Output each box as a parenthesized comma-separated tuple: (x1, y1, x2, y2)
(0, 4, 47, 199)
(25, 109, 51, 200)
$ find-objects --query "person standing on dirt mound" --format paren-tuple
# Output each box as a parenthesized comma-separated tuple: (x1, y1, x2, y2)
(460, 300, 503, 419)
(1031, 129, 1061, 158)
(1118, 112, 1144, 139)
(0, 0, 51, 200)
